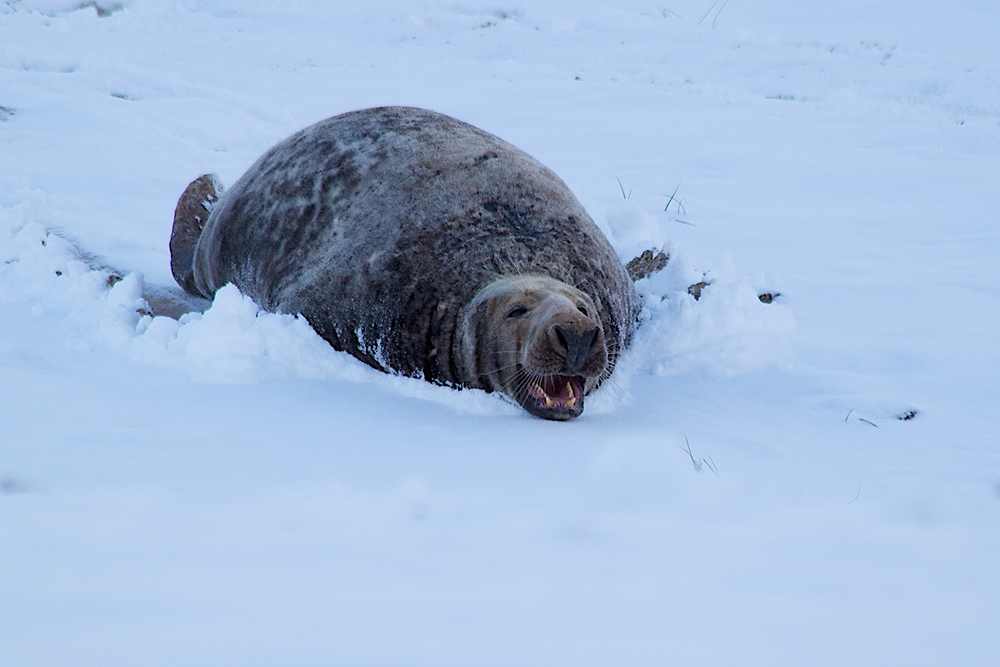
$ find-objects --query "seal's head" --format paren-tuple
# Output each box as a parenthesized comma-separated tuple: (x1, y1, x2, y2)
(462, 275, 609, 421)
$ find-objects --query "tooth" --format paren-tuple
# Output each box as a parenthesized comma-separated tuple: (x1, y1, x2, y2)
(567, 383, 575, 400)
(544, 396, 553, 408)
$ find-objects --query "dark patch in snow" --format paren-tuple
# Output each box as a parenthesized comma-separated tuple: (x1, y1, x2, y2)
(87, 1, 125, 17)
(0, 475, 30, 495)
(5, 0, 123, 17)
(468, 7, 521, 29)
(765, 94, 799, 102)
(489, 8, 520, 21)
(859, 40, 896, 65)
(758, 291, 781, 304)
(20, 61, 77, 74)
(897, 409, 919, 421)
(0, 105, 14, 121)
(688, 280, 711, 301)
(626, 248, 669, 282)
(110, 91, 134, 101)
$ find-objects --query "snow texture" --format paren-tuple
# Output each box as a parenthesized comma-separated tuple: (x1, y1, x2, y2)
(1, 1, 998, 665)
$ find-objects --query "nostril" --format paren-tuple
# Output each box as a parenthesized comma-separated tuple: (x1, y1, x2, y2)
(553, 325, 569, 352)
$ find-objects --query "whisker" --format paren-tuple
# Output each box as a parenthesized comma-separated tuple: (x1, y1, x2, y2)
(511, 371, 536, 401)
(490, 359, 527, 374)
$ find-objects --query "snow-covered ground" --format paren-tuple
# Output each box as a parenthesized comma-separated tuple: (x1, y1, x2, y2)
(2, 1, 998, 664)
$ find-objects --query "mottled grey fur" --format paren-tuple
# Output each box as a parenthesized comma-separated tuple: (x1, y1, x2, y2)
(173, 106, 638, 397)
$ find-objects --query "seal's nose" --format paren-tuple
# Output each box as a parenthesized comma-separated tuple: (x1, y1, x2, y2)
(551, 323, 599, 373)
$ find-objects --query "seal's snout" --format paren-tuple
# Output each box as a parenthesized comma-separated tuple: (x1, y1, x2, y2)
(550, 323, 600, 374)
(471, 274, 618, 422)
(517, 303, 608, 421)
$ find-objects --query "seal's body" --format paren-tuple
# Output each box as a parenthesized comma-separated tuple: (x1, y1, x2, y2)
(171, 106, 638, 419)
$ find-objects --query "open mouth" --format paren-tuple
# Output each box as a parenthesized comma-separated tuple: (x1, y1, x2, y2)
(521, 374, 586, 421)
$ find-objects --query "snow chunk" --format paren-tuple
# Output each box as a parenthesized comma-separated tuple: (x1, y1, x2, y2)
(127, 283, 368, 384)
(603, 200, 671, 265)
(591, 206, 797, 412)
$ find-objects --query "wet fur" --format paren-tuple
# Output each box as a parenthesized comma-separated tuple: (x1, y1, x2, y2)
(173, 106, 638, 404)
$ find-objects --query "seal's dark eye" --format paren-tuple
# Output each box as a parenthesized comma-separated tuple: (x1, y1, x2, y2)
(507, 305, 529, 319)
(577, 304, 589, 317)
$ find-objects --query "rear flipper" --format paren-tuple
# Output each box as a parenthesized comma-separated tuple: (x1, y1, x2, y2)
(170, 174, 223, 297)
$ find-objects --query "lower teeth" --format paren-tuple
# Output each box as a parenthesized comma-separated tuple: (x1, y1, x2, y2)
(529, 381, 580, 409)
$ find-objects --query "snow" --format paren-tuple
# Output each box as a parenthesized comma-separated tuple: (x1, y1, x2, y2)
(2, 1, 999, 665)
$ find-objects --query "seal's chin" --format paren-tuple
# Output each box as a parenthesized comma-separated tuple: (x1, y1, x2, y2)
(520, 374, 586, 421)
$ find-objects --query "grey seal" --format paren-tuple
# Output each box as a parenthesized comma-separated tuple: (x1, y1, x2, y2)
(170, 106, 640, 420)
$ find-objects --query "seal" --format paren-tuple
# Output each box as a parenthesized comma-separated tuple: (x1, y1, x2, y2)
(170, 106, 639, 420)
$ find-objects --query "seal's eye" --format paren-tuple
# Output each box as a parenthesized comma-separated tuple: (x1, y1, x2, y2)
(577, 304, 589, 317)
(507, 305, 529, 319)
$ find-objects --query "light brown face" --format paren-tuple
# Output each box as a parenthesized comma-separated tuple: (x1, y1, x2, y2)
(466, 276, 609, 421)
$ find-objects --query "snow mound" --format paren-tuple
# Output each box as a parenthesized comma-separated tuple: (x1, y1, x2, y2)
(628, 259, 795, 378)
(592, 202, 796, 408)
(0, 214, 512, 416)
(603, 199, 672, 264)
(3, 194, 793, 418)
